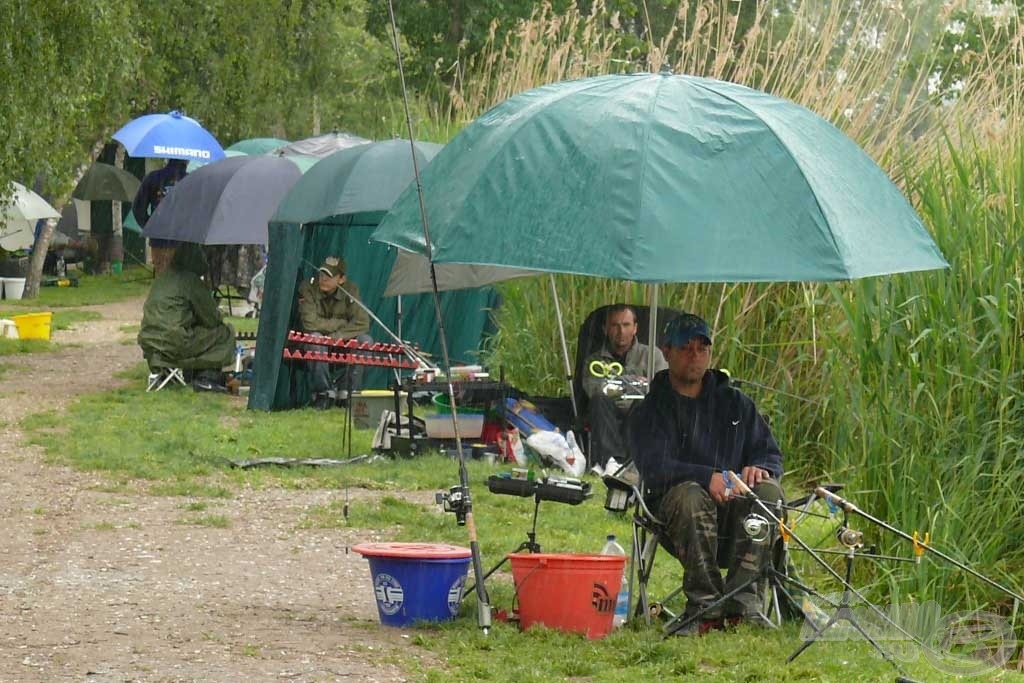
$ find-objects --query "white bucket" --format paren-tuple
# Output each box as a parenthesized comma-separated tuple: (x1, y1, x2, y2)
(0, 319, 18, 339)
(1, 277, 26, 300)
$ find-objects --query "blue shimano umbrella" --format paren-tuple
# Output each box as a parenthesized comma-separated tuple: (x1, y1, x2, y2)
(113, 110, 225, 163)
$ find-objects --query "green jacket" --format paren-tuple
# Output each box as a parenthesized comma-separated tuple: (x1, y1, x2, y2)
(137, 244, 235, 369)
(297, 279, 370, 339)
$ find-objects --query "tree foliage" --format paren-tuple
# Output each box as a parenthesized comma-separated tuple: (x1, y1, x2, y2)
(0, 0, 138, 198)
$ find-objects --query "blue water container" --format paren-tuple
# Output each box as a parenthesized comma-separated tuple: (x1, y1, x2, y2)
(353, 542, 472, 627)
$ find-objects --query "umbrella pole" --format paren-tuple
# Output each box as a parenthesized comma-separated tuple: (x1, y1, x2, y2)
(549, 274, 578, 419)
(393, 294, 404, 385)
(647, 283, 660, 380)
(387, 0, 492, 634)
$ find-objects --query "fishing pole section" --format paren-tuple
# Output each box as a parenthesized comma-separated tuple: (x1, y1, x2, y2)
(385, 0, 492, 633)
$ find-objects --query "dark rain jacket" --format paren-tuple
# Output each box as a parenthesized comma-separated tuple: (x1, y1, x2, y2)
(132, 160, 187, 228)
(297, 279, 369, 339)
(629, 368, 783, 502)
(137, 244, 235, 369)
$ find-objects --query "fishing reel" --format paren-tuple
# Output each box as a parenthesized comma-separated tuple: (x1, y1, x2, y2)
(436, 484, 470, 525)
(600, 375, 650, 399)
(742, 513, 772, 543)
(836, 525, 864, 549)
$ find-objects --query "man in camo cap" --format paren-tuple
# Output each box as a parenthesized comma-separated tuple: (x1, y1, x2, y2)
(298, 256, 371, 409)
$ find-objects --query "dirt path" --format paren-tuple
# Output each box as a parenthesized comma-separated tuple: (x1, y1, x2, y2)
(0, 298, 436, 682)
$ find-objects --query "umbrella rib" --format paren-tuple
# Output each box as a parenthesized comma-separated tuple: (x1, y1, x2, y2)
(687, 79, 846, 266)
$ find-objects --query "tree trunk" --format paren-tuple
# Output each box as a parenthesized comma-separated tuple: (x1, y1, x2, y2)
(24, 218, 55, 299)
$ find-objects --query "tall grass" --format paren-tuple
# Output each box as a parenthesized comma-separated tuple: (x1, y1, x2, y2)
(438, 1, 1024, 611)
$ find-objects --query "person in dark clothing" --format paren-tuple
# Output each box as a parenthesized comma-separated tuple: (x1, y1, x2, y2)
(297, 256, 372, 409)
(132, 158, 187, 275)
(581, 304, 667, 473)
(138, 243, 235, 385)
(630, 312, 783, 634)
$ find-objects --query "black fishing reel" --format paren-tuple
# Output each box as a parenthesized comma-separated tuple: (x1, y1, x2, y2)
(436, 484, 470, 525)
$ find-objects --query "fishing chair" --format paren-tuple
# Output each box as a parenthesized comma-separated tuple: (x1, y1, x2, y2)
(572, 304, 682, 461)
(606, 470, 807, 633)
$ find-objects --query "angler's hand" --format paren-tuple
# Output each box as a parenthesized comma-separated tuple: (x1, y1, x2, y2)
(709, 472, 730, 504)
(741, 466, 770, 489)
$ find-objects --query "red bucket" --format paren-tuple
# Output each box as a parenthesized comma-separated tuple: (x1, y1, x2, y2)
(508, 553, 626, 639)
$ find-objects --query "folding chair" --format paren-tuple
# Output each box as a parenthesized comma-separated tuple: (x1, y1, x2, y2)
(606, 469, 805, 633)
(146, 366, 187, 392)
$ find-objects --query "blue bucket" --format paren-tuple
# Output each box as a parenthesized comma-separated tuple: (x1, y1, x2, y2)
(353, 542, 472, 627)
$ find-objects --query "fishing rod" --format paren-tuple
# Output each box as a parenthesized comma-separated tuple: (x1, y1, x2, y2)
(725, 473, 936, 659)
(385, 0, 492, 633)
(815, 487, 1024, 605)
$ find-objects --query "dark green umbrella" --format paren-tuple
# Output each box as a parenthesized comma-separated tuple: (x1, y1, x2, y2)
(272, 139, 442, 226)
(72, 162, 141, 202)
(373, 72, 948, 283)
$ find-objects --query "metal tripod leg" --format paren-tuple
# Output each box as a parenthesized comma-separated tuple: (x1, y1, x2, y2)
(463, 495, 543, 599)
(787, 549, 908, 678)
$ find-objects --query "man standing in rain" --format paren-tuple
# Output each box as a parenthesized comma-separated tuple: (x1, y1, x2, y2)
(138, 243, 235, 389)
(298, 256, 371, 409)
(132, 158, 187, 275)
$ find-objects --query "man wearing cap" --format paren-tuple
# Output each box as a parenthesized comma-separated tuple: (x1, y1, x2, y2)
(581, 304, 667, 475)
(298, 256, 371, 408)
(630, 312, 783, 634)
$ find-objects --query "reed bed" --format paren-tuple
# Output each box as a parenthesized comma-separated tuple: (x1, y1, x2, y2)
(431, 0, 1024, 611)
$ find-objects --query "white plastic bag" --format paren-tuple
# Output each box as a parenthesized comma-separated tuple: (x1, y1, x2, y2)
(565, 430, 586, 478)
(526, 430, 586, 477)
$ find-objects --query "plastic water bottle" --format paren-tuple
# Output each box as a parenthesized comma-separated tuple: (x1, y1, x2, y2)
(601, 533, 629, 627)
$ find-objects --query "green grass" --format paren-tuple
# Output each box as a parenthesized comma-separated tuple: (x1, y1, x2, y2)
(0, 338, 51, 356)
(20, 376, 1024, 681)
(1, 267, 150, 308)
(225, 315, 258, 335)
(0, 309, 102, 355)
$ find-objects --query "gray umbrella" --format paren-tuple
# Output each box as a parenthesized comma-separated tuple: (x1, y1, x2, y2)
(142, 155, 305, 245)
(271, 131, 370, 158)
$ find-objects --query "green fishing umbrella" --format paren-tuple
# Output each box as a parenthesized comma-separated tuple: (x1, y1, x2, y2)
(72, 163, 141, 202)
(272, 139, 442, 226)
(372, 71, 947, 283)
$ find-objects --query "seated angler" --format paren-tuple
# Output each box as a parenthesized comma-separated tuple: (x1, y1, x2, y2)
(630, 312, 783, 634)
(298, 256, 372, 409)
(581, 304, 667, 475)
(137, 243, 235, 388)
